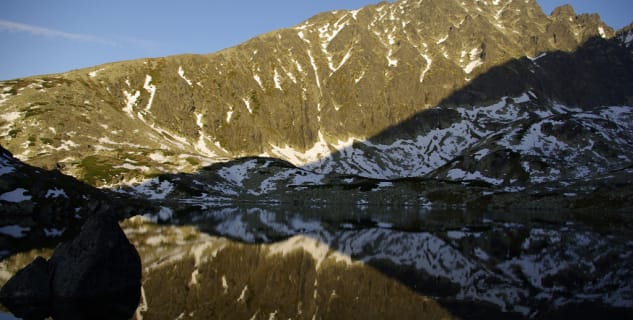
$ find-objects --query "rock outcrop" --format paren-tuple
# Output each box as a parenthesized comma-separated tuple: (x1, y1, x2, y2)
(0, 214, 142, 319)
(0, 144, 152, 258)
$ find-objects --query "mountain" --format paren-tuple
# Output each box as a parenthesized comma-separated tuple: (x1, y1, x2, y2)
(1, 0, 630, 189)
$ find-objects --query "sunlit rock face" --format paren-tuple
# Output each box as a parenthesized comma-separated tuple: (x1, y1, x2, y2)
(0, 0, 629, 188)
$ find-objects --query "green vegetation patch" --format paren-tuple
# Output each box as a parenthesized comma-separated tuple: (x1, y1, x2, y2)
(79, 155, 127, 186)
(21, 104, 51, 118)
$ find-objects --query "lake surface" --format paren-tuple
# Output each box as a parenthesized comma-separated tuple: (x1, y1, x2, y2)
(2, 204, 633, 319)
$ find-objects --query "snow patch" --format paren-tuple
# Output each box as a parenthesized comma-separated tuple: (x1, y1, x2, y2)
(0, 188, 32, 203)
(273, 68, 283, 91)
(242, 97, 253, 114)
(88, 68, 105, 77)
(143, 75, 157, 111)
(128, 178, 174, 200)
(157, 206, 173, 221)
(269, 131, 333, 166)
(513, 92, 531, 104)
(447, 168, 503, 185)
(253, 73, 263, 89)
(463, 47, 484, 74)
(178, 66, 193, 86)
(447, 230, 467, 239)
(0, 225, 30, 238)
(419, 54, 432, 83)
(464, 58, 483, 74)
(306, 49, 321, 90)
(148, 152, 170, 163)
(221, 275, 229, 293)
(226, 107, 234, 124)
(44, 228, 65, 237)
(113, 163, 150, 172)
(0, 165, 14, 176)
(1, 111, 21, 123)
(474, 248, 490, 261)
(436, 34, 448, 44)
(237, 285, 248, 303)
(123, 90, 140, 117)
(267, 235, 352, 269)
(598, 26, 606, 39)
(45, 188, 68, 199)
(218, 159, 259, 188)
(528, 52, 547, 61)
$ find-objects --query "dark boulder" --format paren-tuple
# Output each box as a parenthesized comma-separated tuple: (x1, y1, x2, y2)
(48, 215, 142, 301)
(0, 256, 51, 320)
(0, 214, 142, 319)
(0, 256, 50, 302)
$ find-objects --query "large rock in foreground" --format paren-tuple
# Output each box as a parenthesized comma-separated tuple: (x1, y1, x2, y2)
(48, 215, 142, 300)
(0, 214, 142, 319)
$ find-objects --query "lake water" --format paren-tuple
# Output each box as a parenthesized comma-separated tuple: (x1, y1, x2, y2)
(2, 205, 633, 319)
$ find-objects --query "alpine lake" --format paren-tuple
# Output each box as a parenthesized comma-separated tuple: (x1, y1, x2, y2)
(2, 201, 632, 319)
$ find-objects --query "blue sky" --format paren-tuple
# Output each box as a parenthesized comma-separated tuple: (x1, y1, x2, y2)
(0, 0, 631, 80)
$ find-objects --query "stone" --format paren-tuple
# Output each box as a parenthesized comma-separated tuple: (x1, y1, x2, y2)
(0, 214, 142, 319)
(0, 256, 51, 320)
(0, 256, 51, 301)
(48, 215, 142, 302)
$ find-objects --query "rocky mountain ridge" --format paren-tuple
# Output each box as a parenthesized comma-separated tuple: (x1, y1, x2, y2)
(0, 0, 629, 188)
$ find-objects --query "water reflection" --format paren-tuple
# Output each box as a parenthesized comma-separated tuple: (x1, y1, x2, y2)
(2, 204, 632, 318)
(2, 298, 139, 320)
(161, 204, 633, 317)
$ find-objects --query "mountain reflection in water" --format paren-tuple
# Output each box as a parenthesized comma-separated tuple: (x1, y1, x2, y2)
(127, 204, 632, 319)
(2, 205, 632, 319)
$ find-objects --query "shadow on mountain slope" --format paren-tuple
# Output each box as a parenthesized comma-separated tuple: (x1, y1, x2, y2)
(285, 33, 633, 213)
(334, 33, 633, 147)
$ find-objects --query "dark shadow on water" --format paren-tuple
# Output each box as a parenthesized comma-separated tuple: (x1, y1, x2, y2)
(2, 295, 139, 320)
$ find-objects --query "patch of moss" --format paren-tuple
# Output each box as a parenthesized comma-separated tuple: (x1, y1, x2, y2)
(8, 129, 20, 138)
(79, 156, 126, 186)
(185, 157, 200, 166)
(27, 136, 36, 147)
(21, 105, 50, 118)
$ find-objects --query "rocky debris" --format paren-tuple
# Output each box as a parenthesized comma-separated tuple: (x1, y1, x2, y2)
(0, 214, 142, 319)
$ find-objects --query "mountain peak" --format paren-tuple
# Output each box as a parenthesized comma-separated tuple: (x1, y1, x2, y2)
(550, 4, 576, 18)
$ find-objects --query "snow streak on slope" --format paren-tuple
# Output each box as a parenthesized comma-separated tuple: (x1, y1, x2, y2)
(261, 95, 633, 185)
(143, 75, 156, 112)
(178, 66, 193, 86)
